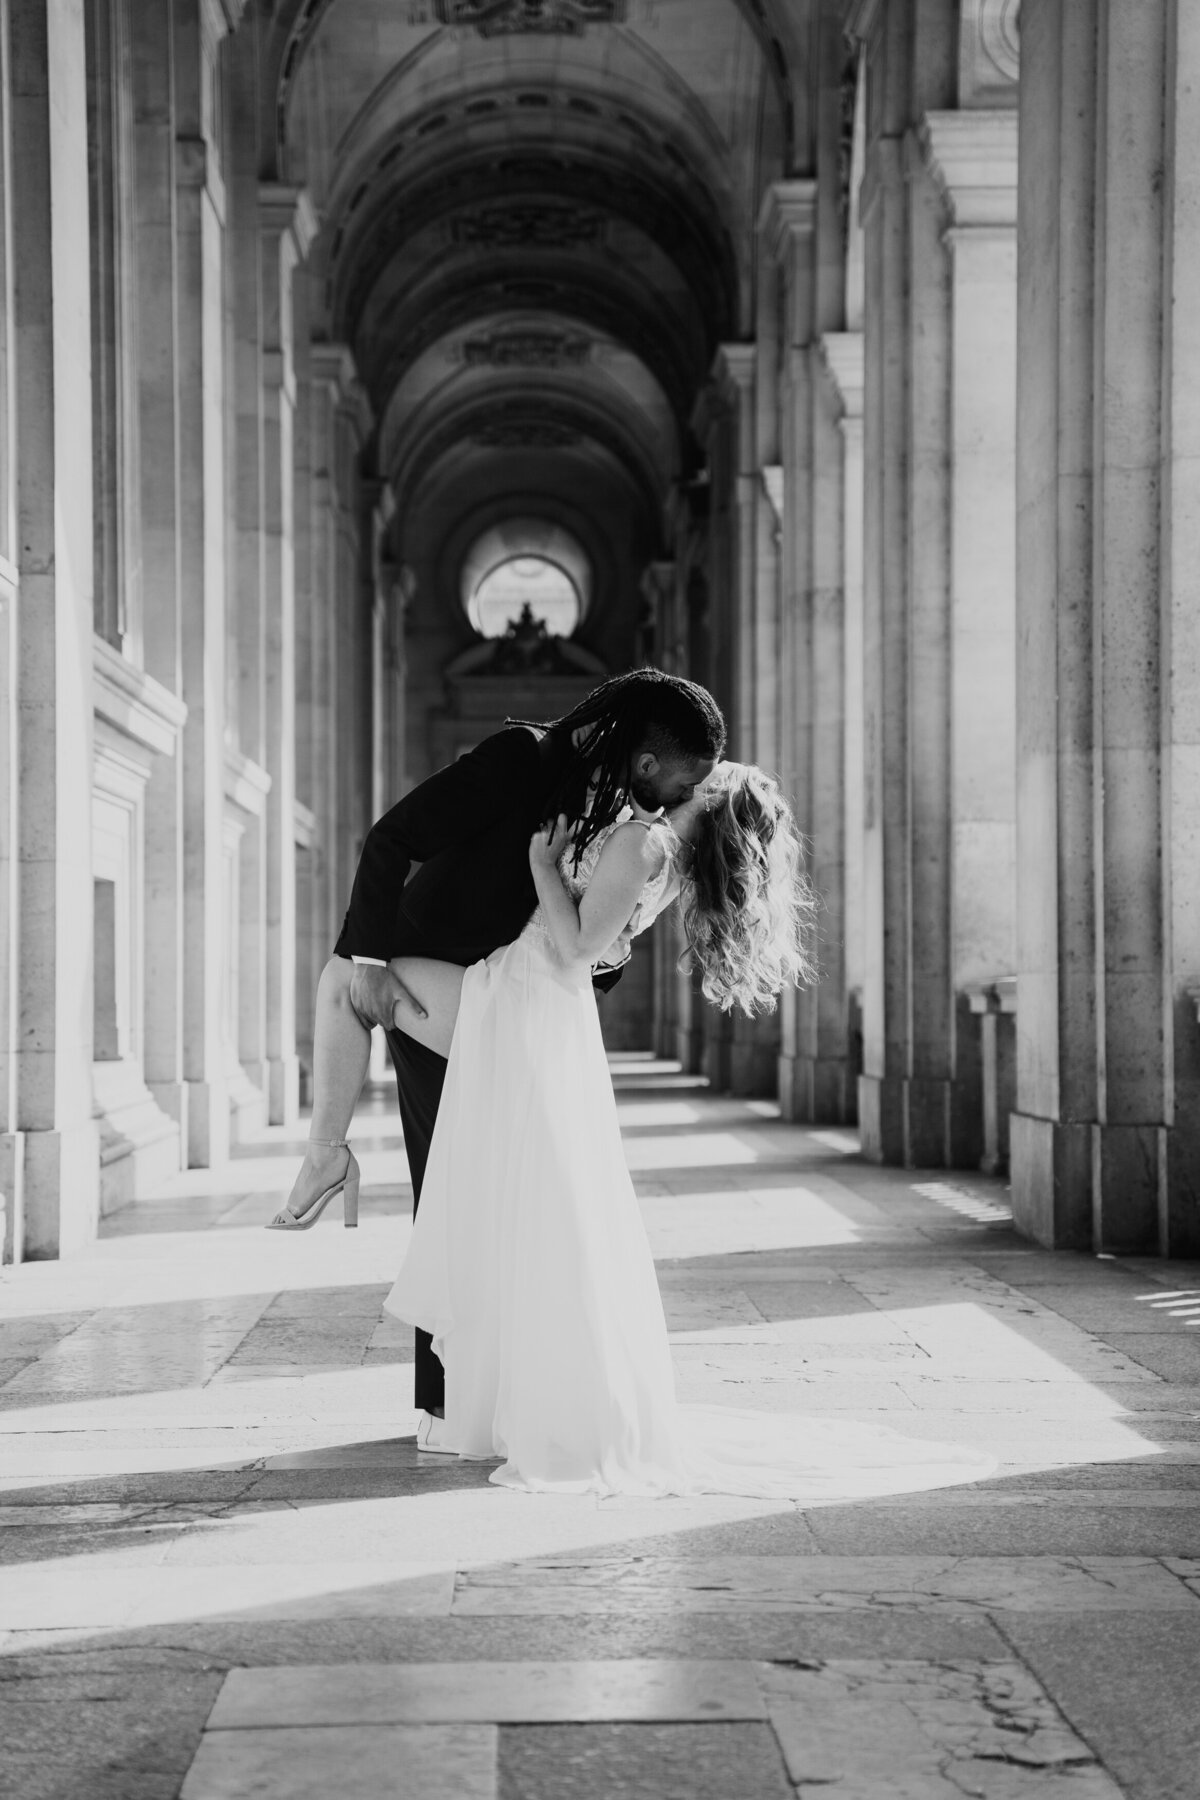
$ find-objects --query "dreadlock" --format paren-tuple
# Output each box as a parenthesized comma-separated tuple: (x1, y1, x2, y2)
(510, 667, 726, 871)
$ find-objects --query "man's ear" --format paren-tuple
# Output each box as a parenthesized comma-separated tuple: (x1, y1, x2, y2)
(632, 750, 660, 779)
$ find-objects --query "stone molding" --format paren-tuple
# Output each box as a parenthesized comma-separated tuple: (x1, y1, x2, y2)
(224, 746, 272, 817)
(917, 111, 1019, 231)
(428, 0, 625, 34)
(258, 184, 319, 264)
(958, 0, 1020, 109)
(757, 179, 817, 267)
(311, 342, 373, 440)
(713, 342, 757, 398)
(817, 332, 864, 422)
(843, 0, 883, 47)
(92, 640, 187, 759)
(857, 133, 903, 230)
(760, 465, 785, 533)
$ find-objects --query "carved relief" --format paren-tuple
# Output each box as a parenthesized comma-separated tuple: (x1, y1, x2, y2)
(429, 1, 626, 34)
(451, 204, 605, 249)
(959, 0, 1020, 108)
(463, 330, 591, 369)
(473, 419, 581, 448)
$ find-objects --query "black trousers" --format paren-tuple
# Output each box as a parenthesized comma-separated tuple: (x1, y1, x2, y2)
(385, 1024, 448, 1413)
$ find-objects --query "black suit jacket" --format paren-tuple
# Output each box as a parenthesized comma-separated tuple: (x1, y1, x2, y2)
(334, 726, 623, 990)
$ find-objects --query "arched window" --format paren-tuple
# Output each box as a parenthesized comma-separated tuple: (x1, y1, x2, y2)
(471, 555, 581, 638)
(461, 519, 591, 639)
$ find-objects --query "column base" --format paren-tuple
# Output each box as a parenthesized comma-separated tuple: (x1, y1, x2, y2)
(186, 1078, 231, 1169)
(859, 1073, 983, 1167)
(0, 1133, 26, 1264)
(674, 1025, 704, 1076)
(229, 1061, 268, 1144)
(96, 1071, 183, 1214)
(1009, 1113, 1092, 1249)
(702, 1018, 733, 1093)
(858, 1073, 906, 1163)
(779, 1053, 856, 1124)
(21, 1123, 101, 1259)
(268, 1055, 301, 1127)
(1092, 1122, 1165, 1254)
(1166, 1111, 1200, 1257)
(728, 1015, 779, 1098)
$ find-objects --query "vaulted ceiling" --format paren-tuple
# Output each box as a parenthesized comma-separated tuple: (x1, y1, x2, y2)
(268, 0, 813, 590)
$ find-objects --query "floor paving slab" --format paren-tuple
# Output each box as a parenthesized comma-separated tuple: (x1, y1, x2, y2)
(0, 1610, 1016, 1665)
(804, 1501, 1200, 1556)
(762, 1658, 1123, 1797)
(497, 1722, 794, 1800)
(181, 1723, 498, 1800)
(999, 1612, 1200, 1800)
(451, 1551, 1200, 1616)
(209, 1658, 767, 1728)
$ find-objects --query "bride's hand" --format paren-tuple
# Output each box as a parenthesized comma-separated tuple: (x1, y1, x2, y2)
(530, 814, 571, 871)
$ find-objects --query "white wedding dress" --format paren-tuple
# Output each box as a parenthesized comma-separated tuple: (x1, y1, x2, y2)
(385, 820, 995, 1500)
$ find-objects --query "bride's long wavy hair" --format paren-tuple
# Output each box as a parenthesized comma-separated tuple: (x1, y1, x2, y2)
(680, 763, 817, 1016)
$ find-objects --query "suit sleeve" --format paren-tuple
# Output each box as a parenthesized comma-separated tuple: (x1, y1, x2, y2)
(333, 729, 540, 960)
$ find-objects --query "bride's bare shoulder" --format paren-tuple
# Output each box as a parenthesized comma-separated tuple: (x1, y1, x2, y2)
(600, 819, 671, 878)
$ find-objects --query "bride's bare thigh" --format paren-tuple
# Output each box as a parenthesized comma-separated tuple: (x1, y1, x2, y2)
(387, 957, 465, 1059)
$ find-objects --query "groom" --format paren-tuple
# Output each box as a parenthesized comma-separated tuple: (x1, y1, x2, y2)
(334, 668, 726, 1446)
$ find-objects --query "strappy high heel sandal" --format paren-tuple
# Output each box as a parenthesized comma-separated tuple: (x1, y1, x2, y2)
(267, 1137, 360, 1231)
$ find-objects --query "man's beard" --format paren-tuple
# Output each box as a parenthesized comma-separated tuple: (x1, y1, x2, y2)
(628, 772, 664, 812)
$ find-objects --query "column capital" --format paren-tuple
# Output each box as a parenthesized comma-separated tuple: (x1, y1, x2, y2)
(712, 342, 757, 400)
(311, 341, 359, 398)
(843, 0, 883, 47)
(817, 332, 864, 422)
(312, 342, 373, 440)
(757, 179, 817, 267)
(258, 183, 319, 262)
(199, 0, 246, 54)
(916, 110, 1019, 230)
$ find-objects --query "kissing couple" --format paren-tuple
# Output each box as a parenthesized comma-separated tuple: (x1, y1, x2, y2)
(269, 669, 993, 1500)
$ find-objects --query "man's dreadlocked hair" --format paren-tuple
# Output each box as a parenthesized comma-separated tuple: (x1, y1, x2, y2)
(510, 667, 726, 872)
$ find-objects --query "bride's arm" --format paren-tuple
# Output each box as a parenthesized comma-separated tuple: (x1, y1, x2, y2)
(530, 818, 667, 972)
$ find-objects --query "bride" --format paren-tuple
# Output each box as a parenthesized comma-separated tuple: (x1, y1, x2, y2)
(370, 762, 992, 1499)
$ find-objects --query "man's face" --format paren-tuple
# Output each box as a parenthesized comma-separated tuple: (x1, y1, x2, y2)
(629, 752, 715, 812)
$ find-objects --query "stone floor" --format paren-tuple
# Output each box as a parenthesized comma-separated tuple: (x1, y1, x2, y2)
(2, 1057, 1200, 1800)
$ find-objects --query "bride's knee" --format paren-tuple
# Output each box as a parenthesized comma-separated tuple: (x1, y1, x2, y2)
(318, 955, 355, 1009)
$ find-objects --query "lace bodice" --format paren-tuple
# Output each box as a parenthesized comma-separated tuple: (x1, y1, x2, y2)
(525, 808, 676, 965)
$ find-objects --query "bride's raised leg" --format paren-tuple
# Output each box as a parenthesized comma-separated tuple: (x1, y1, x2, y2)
(386, 957, 465, 1059)
(269, 956, 370, 1229)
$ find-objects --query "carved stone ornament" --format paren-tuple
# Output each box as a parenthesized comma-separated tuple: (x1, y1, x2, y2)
(473, 419, 581, 448)
(463, 330, 591, 369)
(451, 204, 605, 250)
(428, 1, 626, 34)
(958, 0, 1020, 108)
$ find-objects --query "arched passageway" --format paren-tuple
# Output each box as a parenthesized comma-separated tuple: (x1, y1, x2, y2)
(3, 0, 1200, 1264)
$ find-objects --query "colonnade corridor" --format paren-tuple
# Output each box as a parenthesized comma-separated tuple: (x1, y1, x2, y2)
(1, 1063, 1198, 1798)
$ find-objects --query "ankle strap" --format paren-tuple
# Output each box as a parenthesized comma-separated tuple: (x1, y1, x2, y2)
(308, 1135, 349, 1148)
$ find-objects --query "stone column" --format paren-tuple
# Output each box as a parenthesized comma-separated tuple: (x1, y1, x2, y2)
(127, 0, 187, 1163)
(225, 23, 269, 1114)
(172, 0, 243, 1164)
(853, 0, 1011, 1169)
(693, 347, 757, 1092)
(922, 106, 1018, 1156)
(822, 333, 865, 1074)
(310, 343, 370, 934)
(10, 0, 101, 1253)
(1012, 0, 1200, 1253)
(258, 184, 315, 1127)
(759, 182, 814, 1116)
